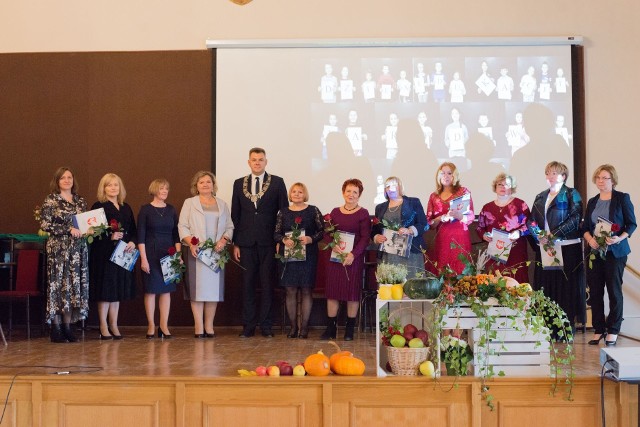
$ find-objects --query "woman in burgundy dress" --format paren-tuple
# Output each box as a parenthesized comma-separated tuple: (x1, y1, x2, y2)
(426, 162, 474, 275)
(321, 178, 371, 341)
(476, 173, 531, 283)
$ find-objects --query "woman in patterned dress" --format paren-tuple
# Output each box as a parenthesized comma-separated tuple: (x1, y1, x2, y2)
(40, 167, 89, 343)
(476, 173, 531, 283)
(426, 162, 475, 275)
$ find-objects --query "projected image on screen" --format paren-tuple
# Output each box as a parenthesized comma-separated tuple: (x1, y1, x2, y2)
(216, 45, 573, 214)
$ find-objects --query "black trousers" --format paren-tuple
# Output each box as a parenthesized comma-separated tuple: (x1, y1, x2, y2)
(239, 244, 276, 330)
(587, 252, 627, 335)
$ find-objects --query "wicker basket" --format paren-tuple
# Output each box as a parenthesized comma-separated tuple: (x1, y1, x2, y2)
(383, 306, 431, 376)
(386, 345, 430, 376)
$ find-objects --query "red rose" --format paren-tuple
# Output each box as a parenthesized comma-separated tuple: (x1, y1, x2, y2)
(167, 247, 177, 256)
(372, 217, 380, 225)
(294, 216, 303, 225)
(109, 219, 119, 231)
(323, 213, 331, 222)
(190, 236, 200, 246)
(611, 223, 621, 233)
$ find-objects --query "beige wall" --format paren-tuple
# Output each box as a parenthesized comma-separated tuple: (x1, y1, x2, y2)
(2, 0, 640, 336)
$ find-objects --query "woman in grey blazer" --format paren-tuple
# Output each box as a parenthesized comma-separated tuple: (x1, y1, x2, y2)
(178, 171, 234, 338)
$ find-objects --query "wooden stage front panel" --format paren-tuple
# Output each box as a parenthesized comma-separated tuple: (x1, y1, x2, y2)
(0, 328, 637, 426)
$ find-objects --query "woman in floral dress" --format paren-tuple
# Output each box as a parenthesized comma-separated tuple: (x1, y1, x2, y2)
(426, 162, 474, 275)
(40, 167, 89, 343)
(476, 173, 530, 283)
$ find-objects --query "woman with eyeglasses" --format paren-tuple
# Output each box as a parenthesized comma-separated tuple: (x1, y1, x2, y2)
(582, 165, 636, 346)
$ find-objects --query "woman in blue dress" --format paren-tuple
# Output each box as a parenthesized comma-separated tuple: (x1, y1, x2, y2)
(138, 179, 181, 339)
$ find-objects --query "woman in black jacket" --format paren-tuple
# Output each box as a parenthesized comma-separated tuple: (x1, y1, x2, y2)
(582, 164, 636, 346)
(527, 161, 584, 340)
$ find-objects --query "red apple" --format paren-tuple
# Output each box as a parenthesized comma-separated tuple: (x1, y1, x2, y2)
(403, 331, 414, 342)
(403, 323, 418, 337)
(275, 360, 290, 370)
(414, 329, 429, 346)
(255, 366, 268, 376)
(280, 364, 293, 376)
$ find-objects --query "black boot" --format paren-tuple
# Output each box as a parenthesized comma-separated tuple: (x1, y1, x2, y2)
(62, 324, 78, 342)
(344, 317, 356, 341)
(50, 324, 68, 343)
(320, 316, 337, 340)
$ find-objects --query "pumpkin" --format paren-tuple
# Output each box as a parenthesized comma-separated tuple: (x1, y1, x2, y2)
(304, 350, 331, 376)
(328, 341, 366, 376)
(504, 276, 519, 289)
(404, 276, 442, 299)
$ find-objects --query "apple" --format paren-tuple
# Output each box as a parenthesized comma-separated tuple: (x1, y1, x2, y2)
(408, 337, 425, 348)
(293, 364, 306, 376)
(414, 329, 429, 346)
(280, 364, 293, 376)
(255, 366, 268, 376)
(275, 360, 290, 370)
(403, 331, 414, 341)
(267, 365, 280, 377)
(419, 360, 435, 378)
(390, 334, 406, 348)
(403, 323, 418, 337)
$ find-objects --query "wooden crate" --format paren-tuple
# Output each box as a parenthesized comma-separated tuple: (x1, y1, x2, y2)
(471, 328, 551, 377)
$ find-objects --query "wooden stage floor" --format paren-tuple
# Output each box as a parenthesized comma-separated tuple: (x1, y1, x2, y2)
(0, 326, 638, 427)
(0, 326, 634, 377)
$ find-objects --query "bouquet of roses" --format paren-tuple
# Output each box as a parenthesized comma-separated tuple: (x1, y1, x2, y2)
(589, 222, 621, 267)
(321, 213, 350, 280)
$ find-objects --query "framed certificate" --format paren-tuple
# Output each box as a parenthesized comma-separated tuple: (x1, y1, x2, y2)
(379, 228, 412, 258)
(72, 208, 107, 234)
(540, 241, 563, 270)
(486, 229, 512, 264)
(283, 229, 306, 261)
(330, 231, 355, 263)
(160, 254, 181, 284)
(449, 193, 471, 215)
(197, 248, 221, 273)
(109, 240, 139, 272)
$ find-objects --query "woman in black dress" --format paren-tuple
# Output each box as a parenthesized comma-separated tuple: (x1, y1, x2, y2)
(274, 183, 324, 339)
(89, 173, 137, 340)
(138, 179, 180, 339)
(40, 167, 89, 343)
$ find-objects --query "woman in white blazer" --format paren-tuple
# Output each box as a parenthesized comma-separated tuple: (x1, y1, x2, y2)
(178, 171, 234, 338)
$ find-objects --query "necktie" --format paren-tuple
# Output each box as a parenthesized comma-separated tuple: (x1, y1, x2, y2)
(255, 177, 260, 195)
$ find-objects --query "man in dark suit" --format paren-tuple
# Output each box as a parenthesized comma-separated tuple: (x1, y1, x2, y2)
(231, 147, 288, 337)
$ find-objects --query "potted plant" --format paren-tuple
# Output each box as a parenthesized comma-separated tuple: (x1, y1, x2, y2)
(375, 262, 408, 300)
(440, 335, 473, 376)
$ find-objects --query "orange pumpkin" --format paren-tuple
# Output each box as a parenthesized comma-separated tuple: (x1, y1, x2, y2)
(328, 341, 366, 376)
(304, 351, 331, 376)
(333, 355, 365, 376)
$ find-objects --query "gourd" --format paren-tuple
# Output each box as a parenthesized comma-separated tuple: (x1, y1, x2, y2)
(303, 351, 331, 376)
(328, 342, 366, 376)
(404, 275, 442, 299)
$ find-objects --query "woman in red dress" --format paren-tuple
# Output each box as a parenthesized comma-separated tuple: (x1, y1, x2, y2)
(426, 162, 474, 275)
(476, 173, 531, 283)
(321, 179, 371, 341)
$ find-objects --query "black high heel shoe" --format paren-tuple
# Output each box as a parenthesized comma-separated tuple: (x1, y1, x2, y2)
(108, 327, 123, 340)
(99, 333, 113, 340)
(588, 333, 607, 345)
(146, 331, 155, 339)
(287, 326, 299, 339)
(194, 333, 206, 338)
(298, 327, 309, 339)
(158, 328, 173, 339)
(605, 334, 618, 346)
